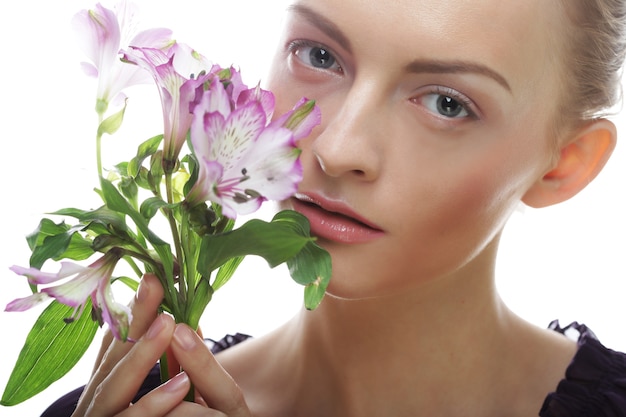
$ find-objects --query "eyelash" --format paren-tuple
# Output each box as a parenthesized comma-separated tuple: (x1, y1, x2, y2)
(412, 86, 479, 121)
(286, 39, 343, 74)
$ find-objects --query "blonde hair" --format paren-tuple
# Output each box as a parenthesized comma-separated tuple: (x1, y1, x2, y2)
(557, 0, 626, 125)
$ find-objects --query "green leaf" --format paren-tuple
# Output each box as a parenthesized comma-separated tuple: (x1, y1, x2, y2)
(97, 101, 127, 137)
(99, 178, 174, 294)
(23, 218, 94, 269)
(212, 256, 244, 291)
(26, 219, 71, 251)
(119, 176, 139, 204)
(128, 134, 164, 177)
(99, 177, 168, 247)
(29, 228, 80, 270)
(186, 278, 213, 330)
(58, 232, 95, 262)
(288, 242, 332, 310)
(149, 150, 165, 178)
(182, 154, 199, 196)
(1, 300, 99, 406)
(271, 209, 311, 235)
(287, 242, 331, 286)
(197, 212, 313, 275)
(304, 277, 329, 310)
(140, 197, 171, 220)
(52, 206, 128, 232)
(114, 276, 139, 292)
(135, 166, 152, 190)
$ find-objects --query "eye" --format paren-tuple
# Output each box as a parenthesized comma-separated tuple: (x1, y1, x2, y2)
(416, 87, 477, 120)
(288, 40, 343, 73)
(424, 95, 468, 118)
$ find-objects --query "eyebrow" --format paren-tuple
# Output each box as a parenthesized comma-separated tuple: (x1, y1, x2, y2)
(405, 60, 512, 93)
(287, 4, 353, 53)
(288, 3, 512, 94)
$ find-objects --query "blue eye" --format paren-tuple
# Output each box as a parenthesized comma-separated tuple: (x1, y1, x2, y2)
(289, 41, 342, 73)
(420, 90, 475, 119)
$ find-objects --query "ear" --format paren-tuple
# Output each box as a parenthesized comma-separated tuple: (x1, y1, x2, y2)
(522, 119, 616, 208)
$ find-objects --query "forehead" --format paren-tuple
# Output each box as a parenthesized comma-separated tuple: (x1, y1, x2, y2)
(288, 0, 563, 95)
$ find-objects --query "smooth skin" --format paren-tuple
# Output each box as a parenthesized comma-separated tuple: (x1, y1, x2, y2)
(73, 274, 250, 417)
(73, 0, 618, 416)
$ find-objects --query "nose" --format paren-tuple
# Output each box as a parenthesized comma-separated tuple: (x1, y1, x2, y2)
(310, 81, 383, 181)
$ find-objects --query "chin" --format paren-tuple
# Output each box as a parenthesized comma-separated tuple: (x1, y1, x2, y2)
(319, 268, 402, 301)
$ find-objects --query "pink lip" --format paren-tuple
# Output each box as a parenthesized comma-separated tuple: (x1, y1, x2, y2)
(291, 192, 384, 244)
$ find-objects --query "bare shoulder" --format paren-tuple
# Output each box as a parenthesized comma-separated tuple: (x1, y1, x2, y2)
(500, 319, 578, 416)
(214, 325, 297, 416)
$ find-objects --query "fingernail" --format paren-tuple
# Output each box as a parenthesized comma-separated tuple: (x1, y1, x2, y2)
(174, 324, 198, 351)
(163, 372, 190, 393)
(136, 278, 149, 303)
(146, 315, 166, 340)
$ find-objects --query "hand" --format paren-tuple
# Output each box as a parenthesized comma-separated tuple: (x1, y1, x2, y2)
(72, 274, 251, 416)
(72, 274, 183, 416)
(165, 323, 252, 416)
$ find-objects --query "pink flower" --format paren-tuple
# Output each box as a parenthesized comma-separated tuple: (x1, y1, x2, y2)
(185, 79, 321, 218)
(121, 42, 216, 167)
(6, 251, 131, 341)
(72, 1, 172, 113)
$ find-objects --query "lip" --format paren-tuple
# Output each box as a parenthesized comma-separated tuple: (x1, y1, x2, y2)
(290, 192, 384, 244)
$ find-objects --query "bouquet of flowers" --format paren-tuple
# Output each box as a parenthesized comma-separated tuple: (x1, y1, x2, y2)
(1, 1, 330, 407)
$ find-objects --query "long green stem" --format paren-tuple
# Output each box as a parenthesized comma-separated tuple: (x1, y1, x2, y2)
(96, 134, 103, 179)
(164, 172, 186, 302)
(159, 351, 170, 383)
(180, 208, 204, 323)
(96, 112, 104, 179)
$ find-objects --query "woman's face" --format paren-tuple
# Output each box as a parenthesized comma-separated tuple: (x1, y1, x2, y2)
(268, 0, 566, 298)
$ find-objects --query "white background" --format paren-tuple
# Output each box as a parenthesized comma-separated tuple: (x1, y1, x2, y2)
(1, 1, 625, 416)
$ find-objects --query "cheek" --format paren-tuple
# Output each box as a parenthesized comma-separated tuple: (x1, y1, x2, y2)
(389, 144, 538, 277)
(435, 148, 532, 235)
(433, 165, 517, 243)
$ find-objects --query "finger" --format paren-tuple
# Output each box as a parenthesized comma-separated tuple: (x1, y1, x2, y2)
(163, 402, 228, 417)
(86, 314, 176, 417)
(74, 274, 165, 416)
(99, 274, 165, 372)
(171, 324, 251, 417)
(91, 328, 114, 375)
(128, 274, 166, 341)
(112, 372, 191, 417)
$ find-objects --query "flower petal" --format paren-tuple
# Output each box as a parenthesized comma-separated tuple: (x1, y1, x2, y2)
(234, 126, 303, 200)
(94, 278, 132, 341)
(170, 43, 213, 79)
(237, 85, 275, 121)
(273, 98, 321, 141)
(213, 101, 267, 171)
(5, 293, 51, 312)
(129, 28, 173, 49)
(71, 4, 120, 73)
(10, 262, 87, 285)
(186, 158, 224, 207)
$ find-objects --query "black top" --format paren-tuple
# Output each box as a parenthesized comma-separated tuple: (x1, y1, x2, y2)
(41, 323, 626, 416)
(540, 321, 626, 416)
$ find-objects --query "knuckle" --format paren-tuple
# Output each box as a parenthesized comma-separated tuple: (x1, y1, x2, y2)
(89, 382, 108, 412)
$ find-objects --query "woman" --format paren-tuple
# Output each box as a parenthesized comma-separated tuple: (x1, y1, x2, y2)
(47, 0, 626, 415)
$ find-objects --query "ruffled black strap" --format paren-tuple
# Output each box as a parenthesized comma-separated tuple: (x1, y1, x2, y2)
(206, 332, 252, 354)
(540, 321, 626, 416)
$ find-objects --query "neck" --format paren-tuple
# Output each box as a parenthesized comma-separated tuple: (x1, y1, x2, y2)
(235, 236, 574, 417)
(279, 238, 533, 415)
